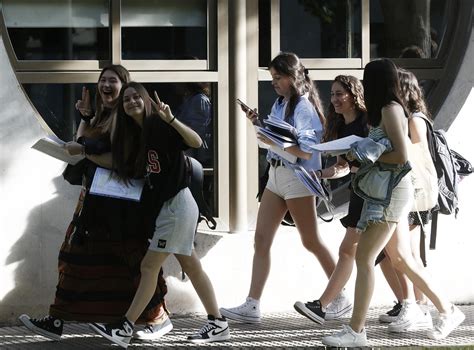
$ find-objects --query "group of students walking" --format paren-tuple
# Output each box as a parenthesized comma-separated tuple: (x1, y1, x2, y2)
(19, 52, 465, 348)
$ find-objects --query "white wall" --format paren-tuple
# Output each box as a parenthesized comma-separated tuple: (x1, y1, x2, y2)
(0, 31, 473, 325)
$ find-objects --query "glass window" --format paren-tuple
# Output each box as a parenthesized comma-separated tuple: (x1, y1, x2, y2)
(121, 0, 208, 60)
(23, 83, 95, 141)
(280, 0, 362, 58)
(3, 0, 109, 60)
(370, 0, 450, 59)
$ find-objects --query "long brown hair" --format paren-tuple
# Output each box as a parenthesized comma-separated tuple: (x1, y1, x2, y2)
(398, 68, 431, 118)
(91, 64, 131, 133)
(268, 52, 325, 126)
(324, 75, 366, 142)
(112, 82, 153, 181)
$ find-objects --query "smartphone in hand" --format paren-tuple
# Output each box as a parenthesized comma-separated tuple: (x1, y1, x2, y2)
(236, 99, 259, 117)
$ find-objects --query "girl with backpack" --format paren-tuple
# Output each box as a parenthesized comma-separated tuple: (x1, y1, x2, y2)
(322, 59, 465, 347)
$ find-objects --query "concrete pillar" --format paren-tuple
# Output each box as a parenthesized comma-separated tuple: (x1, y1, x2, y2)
(228, 0, 248, 232)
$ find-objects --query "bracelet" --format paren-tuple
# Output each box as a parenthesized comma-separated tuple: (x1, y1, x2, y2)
(317, 170, 323, 178)
(169, 116, 176, 124)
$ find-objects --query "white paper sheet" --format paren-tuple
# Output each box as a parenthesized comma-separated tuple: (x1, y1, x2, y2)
(90, 167, 144, 201)
(31, 136, 84, 165)
(310, 135, 365, 155)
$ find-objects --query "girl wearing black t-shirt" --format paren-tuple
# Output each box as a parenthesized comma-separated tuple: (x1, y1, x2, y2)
(294, 75, 368, 324)
(90, 82, 230, 348)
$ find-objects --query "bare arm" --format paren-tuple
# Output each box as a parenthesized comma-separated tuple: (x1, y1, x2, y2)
(320, 156, 350, 179)
(377, 103, 409, 164)
(150, 92, 202, 148)
(408, 116, 428, 146)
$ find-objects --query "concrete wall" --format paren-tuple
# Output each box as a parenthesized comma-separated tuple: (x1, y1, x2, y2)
(1, 29, 473, 325)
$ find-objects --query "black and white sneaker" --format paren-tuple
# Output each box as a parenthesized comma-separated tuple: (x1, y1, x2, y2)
(89, 317, 134, 349)
(19, 314, 63, 341)
(379, 301, 403, 323)
(294, 300, 325, 325)
(187, 315, 230, 343)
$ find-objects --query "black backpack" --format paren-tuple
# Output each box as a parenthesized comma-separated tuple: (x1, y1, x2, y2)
(185, 156, 217, 230)
(417, 116, 473, 249)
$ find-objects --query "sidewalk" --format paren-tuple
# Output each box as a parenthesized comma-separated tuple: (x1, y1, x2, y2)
(2, 305, 473, 349)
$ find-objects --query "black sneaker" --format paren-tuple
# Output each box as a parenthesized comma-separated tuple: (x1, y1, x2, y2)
(379, 301, 403, 323)
(19, 314, 63, 341)
(187, 315, 230, 343)
(89, 317, 134, 349)
(294, 300, 325, 325)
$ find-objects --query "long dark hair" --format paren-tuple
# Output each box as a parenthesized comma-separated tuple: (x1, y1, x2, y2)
(268, 52, 325, 126)
(398, 68, 431, 118)
(112, 82, 153, 181)
(324, 75, 366, 142)
(91, 64, 131, 132)
(363, 59, 409, 126)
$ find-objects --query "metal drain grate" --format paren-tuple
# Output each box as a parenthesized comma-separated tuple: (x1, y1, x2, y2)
(1, 305, 473, 349)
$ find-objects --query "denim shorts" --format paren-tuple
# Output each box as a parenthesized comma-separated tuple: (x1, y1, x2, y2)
(149, 187, 199, 256)
(266, 164, 313, 200)
(357, 175, 413, 232)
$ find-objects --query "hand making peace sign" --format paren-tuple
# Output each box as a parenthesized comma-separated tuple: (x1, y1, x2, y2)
(75, 86, 93, 117)
(149, 91, 175, 124)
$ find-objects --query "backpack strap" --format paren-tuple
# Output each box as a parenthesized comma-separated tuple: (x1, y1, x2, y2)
(430, 210, 439, 250)
(185, 156, 217, 230)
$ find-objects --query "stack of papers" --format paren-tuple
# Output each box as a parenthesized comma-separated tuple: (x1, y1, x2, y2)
(253, 116, 299, 163)
(310, 135, 364, 156)
(90, 167, 144, 201)
(293, 165, 330, 201)
(31, 135, 85, 165)
(264, 117, 298, 140)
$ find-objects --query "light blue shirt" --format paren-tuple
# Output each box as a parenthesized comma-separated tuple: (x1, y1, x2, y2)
(266, 95, 322, 171)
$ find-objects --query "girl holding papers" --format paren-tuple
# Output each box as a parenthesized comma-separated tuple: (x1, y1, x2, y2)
(19, 66, 170, 342)
(90, 82, 230, 347)
(220, 52, 337, 323)
(294, 75, 368, 324)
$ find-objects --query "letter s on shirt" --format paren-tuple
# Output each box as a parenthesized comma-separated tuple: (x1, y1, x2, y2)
(147, 150, 161, 173)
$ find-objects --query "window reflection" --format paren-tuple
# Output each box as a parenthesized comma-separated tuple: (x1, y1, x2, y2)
(3, 0, 109, 60)
(121, 0, 207, 60)
(370, 0, 449, 59)
(280, 0, 362, 58)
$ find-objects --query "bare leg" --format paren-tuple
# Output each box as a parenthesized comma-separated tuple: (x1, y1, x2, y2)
(248, 189, 287, 300)
(350, 221, 396, 332)
(379, 253, 406, 301)
(384, 223, 450, 313)
(175, 251, 221, 317)
(126, 251, 169, 323)
(287, 196, 336, 278)
(319, 227, 359, 307)
(409, 225, 428, 303)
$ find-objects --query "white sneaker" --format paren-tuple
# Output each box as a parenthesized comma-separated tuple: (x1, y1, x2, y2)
(134, 315, 173, 340)
(219, 297, 261, 323)
(322, 324, 367, 347)
(325, 291, 353, 320)
(187, 315, 230, 343)
(427, 305, 465, 340)
(388, 299, 433, 332)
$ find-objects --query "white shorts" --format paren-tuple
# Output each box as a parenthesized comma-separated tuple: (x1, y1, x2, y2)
(149, 187, 199, 256)
(266, 164, 313, 200)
